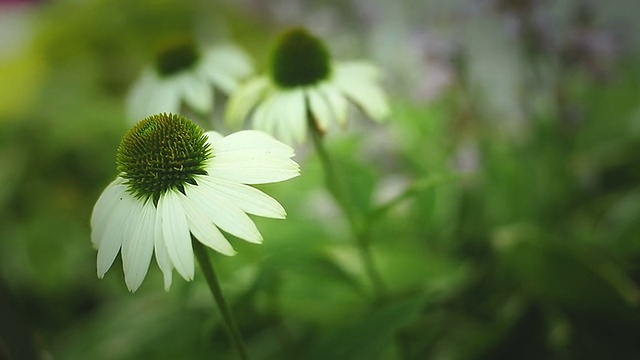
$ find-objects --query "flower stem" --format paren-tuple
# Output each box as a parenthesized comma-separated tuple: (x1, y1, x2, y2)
(308, 118, 387, 300)
(192, 238, 249, 360)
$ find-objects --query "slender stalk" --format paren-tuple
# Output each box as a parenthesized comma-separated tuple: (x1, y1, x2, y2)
(308, 118, 387, 300)
(369, 173, 462, 222)
(193, 238, 249, 360)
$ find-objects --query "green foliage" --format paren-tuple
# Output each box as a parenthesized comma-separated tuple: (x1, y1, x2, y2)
(2, 1, 640, 359)
(306, 296, 425, 360)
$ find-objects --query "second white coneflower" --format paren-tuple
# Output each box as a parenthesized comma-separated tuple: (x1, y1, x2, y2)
(91, 113, 299, 292)
(226, 27, 390, 144)
(127, 36, 253, 122)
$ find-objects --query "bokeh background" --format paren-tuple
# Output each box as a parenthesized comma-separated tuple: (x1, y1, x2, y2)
(2, 0, 640, 359)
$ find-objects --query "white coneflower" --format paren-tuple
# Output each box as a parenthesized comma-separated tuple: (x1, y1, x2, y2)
(91, 113, 299, 292)
(127, 36, 252, 122)
(226, 28, 390, 144)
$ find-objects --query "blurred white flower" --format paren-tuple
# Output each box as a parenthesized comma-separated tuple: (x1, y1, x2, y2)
(226, 28, 389, 144)
(127, 37, 252, 122)
(91, 113, 299, 292)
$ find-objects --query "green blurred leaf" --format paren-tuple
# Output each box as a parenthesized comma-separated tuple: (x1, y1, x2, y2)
(494, 224, 640, 317)
(306, 296, 424, 360)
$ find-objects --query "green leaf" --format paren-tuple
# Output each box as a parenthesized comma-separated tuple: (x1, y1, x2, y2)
(494, 224, 640, 317)
(331, 142, 377, 217)
(306, 296, 424, 360)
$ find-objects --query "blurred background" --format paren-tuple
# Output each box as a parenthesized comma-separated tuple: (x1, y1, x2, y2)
(1, 0, 640, 359)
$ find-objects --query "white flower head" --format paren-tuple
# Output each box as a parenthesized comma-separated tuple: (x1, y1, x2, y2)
(127, 35, 253, 122)
(226, 27, 390, 144)
(91, 113, 299, 292)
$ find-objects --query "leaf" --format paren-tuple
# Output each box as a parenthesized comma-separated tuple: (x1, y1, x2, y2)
(494, 224, 640, 318)
(332, 147, 377, 217)
(306, 296, 424, 360)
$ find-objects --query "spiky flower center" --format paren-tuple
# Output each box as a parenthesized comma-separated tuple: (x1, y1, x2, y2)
(155, 37, 200, 76)
(117, 113, 211, 205)
(270, 28, 331, 88)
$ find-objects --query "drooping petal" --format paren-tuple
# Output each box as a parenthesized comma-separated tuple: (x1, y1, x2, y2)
(188, 183, 263, 244)
(91, 178, 127, 248)
(333, 62, 390, 121)
(205, 130, 224, 143)
(154, 208, 173, 291)
(206, 130, 299, 184)
(218, 46, 253, 78)
(225, 77, 270, 126)
(207, 130, 295, 158)
(122, 200, 157, 292)
(179, 190, 236, 256)
(199, 45, 253, 94)
(126, 68, 158, 121)
(145, 79, 182, 118)
(317, 82, 349, 127)
(200, 65, 238, 95)
(251, 92, 279, 136)
(177, 73, 213, 114)
(206, 130, 299, 183)
(306, 87, 333, 132)
(96, 191, 140, 278)
(207, 152, 299, 185)
(159, 190, 194, 281)
(279, 89, 306, 144)
(199, 175, 287, 219)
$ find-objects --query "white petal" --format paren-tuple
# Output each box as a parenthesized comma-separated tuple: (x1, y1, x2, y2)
(200, 176, 286, 219)
(126, 69, 159, 121)
(159, 191, 195, 281)
(154, 208, 173, 291)
(199, 46, 253, 94)
(225, 77, 270, 126)
(274, 89, 306, 144)
(116, 198, 146, 282)
(145, 79, 181, 117)
(207, 153, 299, 184)
(206, 130, 300, 184)
(200, 66, 238, 95)
(251, 93, 279, 136)
(201, 46, 253, 86)
(178, 74, 213, 114)
(188, 183, 263, 244)
(122, 200, 156, 292)
(291, 90, 308, 143)
(334, 62, 390, 121)
(180, 191, 236, 256)
(306, 88, 333, 132)
(208, 130, 295, 158)
(318, 82, 349, 127)
(96, 192, 139, 278)
(336, 61, 381, 79)
(216, 46, 253, 78)
(91, 178, 127, 248)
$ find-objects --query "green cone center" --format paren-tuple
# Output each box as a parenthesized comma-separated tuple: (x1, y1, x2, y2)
(155, 37, 200, 76)
(270, 28, 331, 88)
(117, 113, 211, 204)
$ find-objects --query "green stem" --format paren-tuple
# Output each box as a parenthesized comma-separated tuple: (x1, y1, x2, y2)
(308, 119, 387, 300)
(369, 173, 462, 222)
(193, 238, 249, 360)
